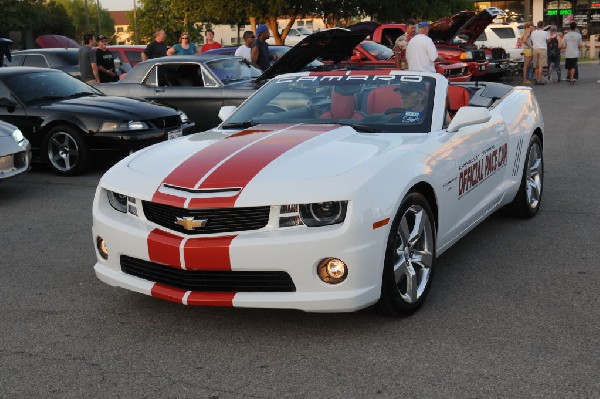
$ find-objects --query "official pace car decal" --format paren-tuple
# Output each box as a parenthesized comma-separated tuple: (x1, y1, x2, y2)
(458, 143, 508, 198)
(144, 123, 339, 306)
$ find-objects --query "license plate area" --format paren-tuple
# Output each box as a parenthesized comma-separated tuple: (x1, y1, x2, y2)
(0, 155, 15, 172)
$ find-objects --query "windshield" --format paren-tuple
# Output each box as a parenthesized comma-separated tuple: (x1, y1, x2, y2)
(295, 28, 312, 35)
(360, 41, 394, 60)
(223, 74, 436, 133)
(205, 58, 262, 84)
(3, 70, 101, 104)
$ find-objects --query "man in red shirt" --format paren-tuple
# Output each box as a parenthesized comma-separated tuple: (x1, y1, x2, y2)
(201, 29, 222, 53)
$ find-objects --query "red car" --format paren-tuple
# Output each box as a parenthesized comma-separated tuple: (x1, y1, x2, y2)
(350, 40, 472, 82)
(107, 45, 146, 68)
(351, 7, 507, 79)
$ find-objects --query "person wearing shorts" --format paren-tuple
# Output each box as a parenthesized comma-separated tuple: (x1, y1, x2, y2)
(563, 22, 583, 85)
(521, 22, 534, 84)
(529, 21, 549, 85)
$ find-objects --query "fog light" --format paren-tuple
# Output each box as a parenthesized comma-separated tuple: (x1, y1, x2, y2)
(317, 258, 348, 284)
(96, 236, 109, 260)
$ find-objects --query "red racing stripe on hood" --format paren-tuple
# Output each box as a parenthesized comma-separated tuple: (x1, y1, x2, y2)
(187, 124, 335, 208)
(151, 125, 292, 207)
(183, 235, 236, 271)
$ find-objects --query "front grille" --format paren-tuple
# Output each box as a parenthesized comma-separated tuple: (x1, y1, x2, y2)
(142, 201, 271, 234)
(491, 48, 507, 60)
(472, 49, 486, 62)
(121, 255, 296, 292)
(148, 115, 180, 130)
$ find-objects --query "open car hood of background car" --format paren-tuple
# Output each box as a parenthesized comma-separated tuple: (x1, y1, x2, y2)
(36, 34, 80, 49)
(257, 28, 369, 81)
(429, 7, 505, 46)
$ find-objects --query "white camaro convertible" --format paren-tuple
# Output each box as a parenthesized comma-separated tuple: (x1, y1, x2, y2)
(92, 71, 544, 316)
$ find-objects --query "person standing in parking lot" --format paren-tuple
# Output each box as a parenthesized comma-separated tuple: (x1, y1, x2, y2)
(201, 29, 222, 53)
(252, 24, 272, 71)
(95, 35, 118, 82)
(563, 22, 583, 85)
(235, 31, 255, 63)
(141, 29, 167, 61)
(406, 22, 445, 73)
(393, 20, 416, 70)
(78, 33, 99, 84)
(167, 32, 199, 55)
(530, 21, 549, 85)
(546, 25, 562, 83)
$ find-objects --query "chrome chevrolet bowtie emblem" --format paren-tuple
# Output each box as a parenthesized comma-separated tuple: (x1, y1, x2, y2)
(175, 216, 208, 231)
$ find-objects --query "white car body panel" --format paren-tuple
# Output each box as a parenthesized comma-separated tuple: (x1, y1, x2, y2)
(92, 70, 544, 312)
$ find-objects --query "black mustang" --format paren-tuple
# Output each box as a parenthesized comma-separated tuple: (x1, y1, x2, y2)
(0, 67, 194, 175)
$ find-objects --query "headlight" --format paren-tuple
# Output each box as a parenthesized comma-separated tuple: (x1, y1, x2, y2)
(179, 111, 189, 124)
(100, 121, 149, 132)
(460, 51, 473, 61)
(300, 201, 347, 227)
(279, 201, 348, 228)
(107, 190, 127, 213)
(11, 129, 25, 144)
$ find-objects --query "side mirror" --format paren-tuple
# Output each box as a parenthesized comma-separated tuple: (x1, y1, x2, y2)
(447, 107, 492, 133)
(218, 105, 237, 121)
(0, 97, 16, 112)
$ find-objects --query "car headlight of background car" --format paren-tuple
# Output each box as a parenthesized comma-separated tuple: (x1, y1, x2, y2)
(460, 51, 474, 61)
(12, 128, 26, 145)
(179, 111, 189, 124)
(280, 201, 348, 228)
(100, 121, 148, 132)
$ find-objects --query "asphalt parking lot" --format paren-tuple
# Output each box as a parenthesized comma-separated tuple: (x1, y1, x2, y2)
(1, 64, 599, 398)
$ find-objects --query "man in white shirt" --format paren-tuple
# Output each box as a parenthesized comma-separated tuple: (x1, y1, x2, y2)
(235, 31, 254, 63)
(406, 22, 444, 73)
(529, 21, 550, 85)
(563, 22, 583, 84)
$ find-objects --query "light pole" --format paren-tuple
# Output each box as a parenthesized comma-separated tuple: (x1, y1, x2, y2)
(97, 0, 101, 34)
(133, 0, 138, 45)
(84, 0, 90, 33)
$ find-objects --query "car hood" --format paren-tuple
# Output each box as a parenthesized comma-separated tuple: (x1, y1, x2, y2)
(429, 8, 504, 45)
(41, 95, 177, 119)
(36, 34, 80, 49)
(125, 123, 427, 188)
(257, 28, 369, 81)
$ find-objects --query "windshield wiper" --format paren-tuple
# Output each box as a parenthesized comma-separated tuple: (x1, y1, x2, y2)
(337, 122, 381, 133)
(221, 121, 258, 129)
(64, 92, 94, 99)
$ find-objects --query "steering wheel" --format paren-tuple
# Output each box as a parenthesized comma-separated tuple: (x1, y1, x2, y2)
(383, 107, 411, 115)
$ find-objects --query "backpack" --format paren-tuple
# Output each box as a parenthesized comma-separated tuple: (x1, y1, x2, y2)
(548, 37, 560, 57)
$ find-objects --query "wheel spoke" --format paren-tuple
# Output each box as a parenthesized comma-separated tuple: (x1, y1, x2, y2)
(398, 217, 410, 245)
(404, 263, 418, 303)
(408, 209, 424, 244)
(411, 249, 433, 270)
(393, 254, 407, 283)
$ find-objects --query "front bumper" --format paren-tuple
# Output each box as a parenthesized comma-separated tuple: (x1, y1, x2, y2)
(485, 58, 511, 75)
(92, 188, 386, 313)
(0, 142, 32, 181)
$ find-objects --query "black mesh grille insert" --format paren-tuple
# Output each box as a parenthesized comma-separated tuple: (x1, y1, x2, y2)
(148, 115, 181, 130)
(472, 49, 486, 62)
(142, 202, 270, 235)
(121, 255, 296, 292)
(491, 48, 507, 60)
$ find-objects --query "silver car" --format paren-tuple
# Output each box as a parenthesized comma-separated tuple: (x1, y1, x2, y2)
(0, 118, 31, 181)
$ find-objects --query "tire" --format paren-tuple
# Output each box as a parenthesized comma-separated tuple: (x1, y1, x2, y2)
(43, 125, 90, 176)
(376, 192, 436, 317)
(502, 134, 543, 218)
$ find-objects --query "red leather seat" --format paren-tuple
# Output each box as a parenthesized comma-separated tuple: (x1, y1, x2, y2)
(320, 90, 364, 120)
(447, 85, 470, 118)
(366, 86, 402, 114)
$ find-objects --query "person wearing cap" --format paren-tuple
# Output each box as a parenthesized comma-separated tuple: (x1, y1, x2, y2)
(235, 31, 255, 63)
(201, 29, 222, 53)
(546, 25, 562, 83)
(78, 33, 99, 84)
(141, 29, 167, 61)
(95, 35, 118, 82)
(406, 21, 444, 73)
(251, 24, 273, 71)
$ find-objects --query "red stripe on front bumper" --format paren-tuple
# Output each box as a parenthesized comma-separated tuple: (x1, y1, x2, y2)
(183, 235, 236, 271)
(151, 283, 186, 303)
(147, 229, 183, 268)
(187, 292, 235, 306)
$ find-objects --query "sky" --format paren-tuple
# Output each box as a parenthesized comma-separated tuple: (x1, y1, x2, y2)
(100, 0, 133, 12)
